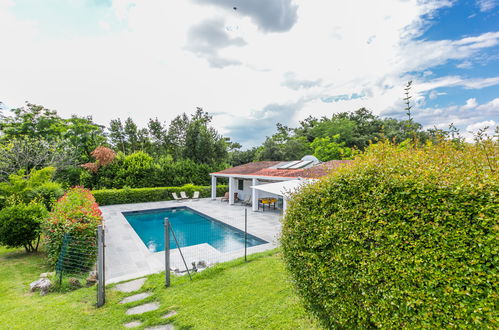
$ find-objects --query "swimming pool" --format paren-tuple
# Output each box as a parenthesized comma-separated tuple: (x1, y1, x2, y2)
(122, 207, 267, 253)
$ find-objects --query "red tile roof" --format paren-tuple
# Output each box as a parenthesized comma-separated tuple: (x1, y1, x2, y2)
(212, 160, 352, 179)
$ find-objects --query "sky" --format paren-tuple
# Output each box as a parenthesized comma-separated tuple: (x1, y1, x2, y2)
(0, 0, 498, 147)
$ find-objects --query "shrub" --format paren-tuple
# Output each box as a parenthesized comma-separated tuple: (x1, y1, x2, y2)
(92, 184, 227, 205)
(0, 202, 48, 252)
(117, 151, 157, 188)
(0, 167, 64, 210)
(42, 187, 102, 265)
(281, 139, 498, 328)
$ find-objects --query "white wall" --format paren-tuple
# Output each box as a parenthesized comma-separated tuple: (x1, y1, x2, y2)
(234, 179, 252, 201)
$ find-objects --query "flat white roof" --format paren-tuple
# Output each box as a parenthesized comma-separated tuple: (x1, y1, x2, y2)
(250, 179, 312, 197)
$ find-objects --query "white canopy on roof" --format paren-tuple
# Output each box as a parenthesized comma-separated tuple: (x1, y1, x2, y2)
(250, 179, 310, 197)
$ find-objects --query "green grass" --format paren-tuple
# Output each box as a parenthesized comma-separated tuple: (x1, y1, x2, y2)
(0, 247, 320, 329)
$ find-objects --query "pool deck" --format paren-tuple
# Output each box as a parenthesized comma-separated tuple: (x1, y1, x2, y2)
(101, 198, 282, 284)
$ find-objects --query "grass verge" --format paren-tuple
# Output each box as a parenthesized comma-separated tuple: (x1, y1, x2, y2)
(0, 247, 319, 329)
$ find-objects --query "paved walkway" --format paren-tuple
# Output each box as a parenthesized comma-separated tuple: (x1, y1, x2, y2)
(116, 278, 175, 329)
(101, 198, 281, 284)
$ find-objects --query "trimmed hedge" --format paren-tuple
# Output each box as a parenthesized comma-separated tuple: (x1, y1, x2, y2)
(92, 184, 228, 206)
(281, 140, 498, 328)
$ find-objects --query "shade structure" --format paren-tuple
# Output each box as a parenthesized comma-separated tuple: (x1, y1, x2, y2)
(250, 179, 309, 197)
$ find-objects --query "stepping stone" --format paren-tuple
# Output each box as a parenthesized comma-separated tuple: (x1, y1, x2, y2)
(115, 278, 147, 293)
(145, 325, 174, 330)
(124, 321, 142, 328)
(162, 311, 177, 319)
(120, 292, 153, 304)
(126, 302, 160, 315)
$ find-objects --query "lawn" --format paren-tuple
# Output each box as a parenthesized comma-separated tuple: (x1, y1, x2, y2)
(0, 247, 320, 329)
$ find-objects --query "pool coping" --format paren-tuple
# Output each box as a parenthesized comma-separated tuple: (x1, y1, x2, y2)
(122, 205, 269, 252)
(101, 198, 281, 284)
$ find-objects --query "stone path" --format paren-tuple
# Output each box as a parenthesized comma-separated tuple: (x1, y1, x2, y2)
(115, 277, 176, 329)
(115, 278, 147, 293)
(120, 292, 153, 304)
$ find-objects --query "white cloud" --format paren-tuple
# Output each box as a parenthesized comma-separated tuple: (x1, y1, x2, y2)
(456, 61, 473, 69)
(412, 98, 499, 141)
(462, 98, 478, 110)
(0, 0, 497, 147)
(477, 0, 497, 12)
(466, 120, 497, 132)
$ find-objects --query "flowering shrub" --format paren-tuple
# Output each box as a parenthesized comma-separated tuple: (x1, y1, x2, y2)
(42, 187, 102, 265)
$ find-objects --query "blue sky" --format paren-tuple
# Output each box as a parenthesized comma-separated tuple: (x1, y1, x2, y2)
(0, 0, 498, 146)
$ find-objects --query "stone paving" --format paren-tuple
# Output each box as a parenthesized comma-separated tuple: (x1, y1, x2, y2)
(120, 292, 153, 304)
(116, 277, 175, 329)
(126, 302, 161, 315)
(115, 278, 146, 293)
(101, 198, 282, 284)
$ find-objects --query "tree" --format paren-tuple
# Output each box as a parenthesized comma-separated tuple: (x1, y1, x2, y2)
(147, 118, 168, 156)
(310, 135, 356, 161)
(124, 117, 140, 153)
(108, 119, 127, 153)
(0, 138, 78, 180)
(0, 103, 107, 177)
(183, 116, 228, 164)
(64, 116, 107, 163)
(0, 102, 66, 141)
(229, 147, 258, 166)
(0, 167, 64, 210)
(256, 123, 312, 161)
(167, 113, 190, 159)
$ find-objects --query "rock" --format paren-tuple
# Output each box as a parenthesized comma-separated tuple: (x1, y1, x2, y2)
(115, 278, 146, 293)
(86, 271, 98, 287)
(126, 302, 160, 315)
(197, 260, 208, 268)
(162, 311, 178, 319)
(30, 278, 52, 295)
(40, 272, 55, 278)
(145, 325, 174, 330)
(119, 292, 152, 304)
(69, 277, 82, 288)
(86, 277, 97, 287)
(124, 320, 143, 328)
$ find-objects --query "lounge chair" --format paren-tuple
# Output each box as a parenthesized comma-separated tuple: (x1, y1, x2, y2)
(192, 191, 200, 200)
(172, 192, 182, 202)
(221, 192, 229, 202)
(180, 191, 189, 199)
(242, 195, 252, 206)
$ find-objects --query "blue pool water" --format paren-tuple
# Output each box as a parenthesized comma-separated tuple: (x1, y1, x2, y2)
(123, 207, 267, 253)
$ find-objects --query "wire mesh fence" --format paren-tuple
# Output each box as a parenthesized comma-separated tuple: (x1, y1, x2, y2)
(54, 226, 105, 306)
(164, 207, 270, 285)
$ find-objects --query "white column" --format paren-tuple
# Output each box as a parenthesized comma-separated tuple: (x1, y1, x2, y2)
(228, 177, 235, 205)
(252, 178, 258, 212)
(211, 176, 217, 200)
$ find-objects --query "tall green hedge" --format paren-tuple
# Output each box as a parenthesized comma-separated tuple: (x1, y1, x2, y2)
(281, 139, 498, 328)
(92, 184, 227, 206)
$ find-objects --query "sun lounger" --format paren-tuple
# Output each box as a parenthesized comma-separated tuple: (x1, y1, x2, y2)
(172, 192, 182, 202)
(180, 191, 189, 199)
(221, 192, 229, 202)
(192, 191, 200, 200)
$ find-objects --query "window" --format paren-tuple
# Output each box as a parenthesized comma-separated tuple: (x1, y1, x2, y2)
(238, 179, 244, 190)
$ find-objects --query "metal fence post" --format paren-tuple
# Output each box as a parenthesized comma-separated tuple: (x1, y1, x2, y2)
(164, 218, 170, 287)
(245, 208, 248, 262)
(97, 225, 105, 307)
